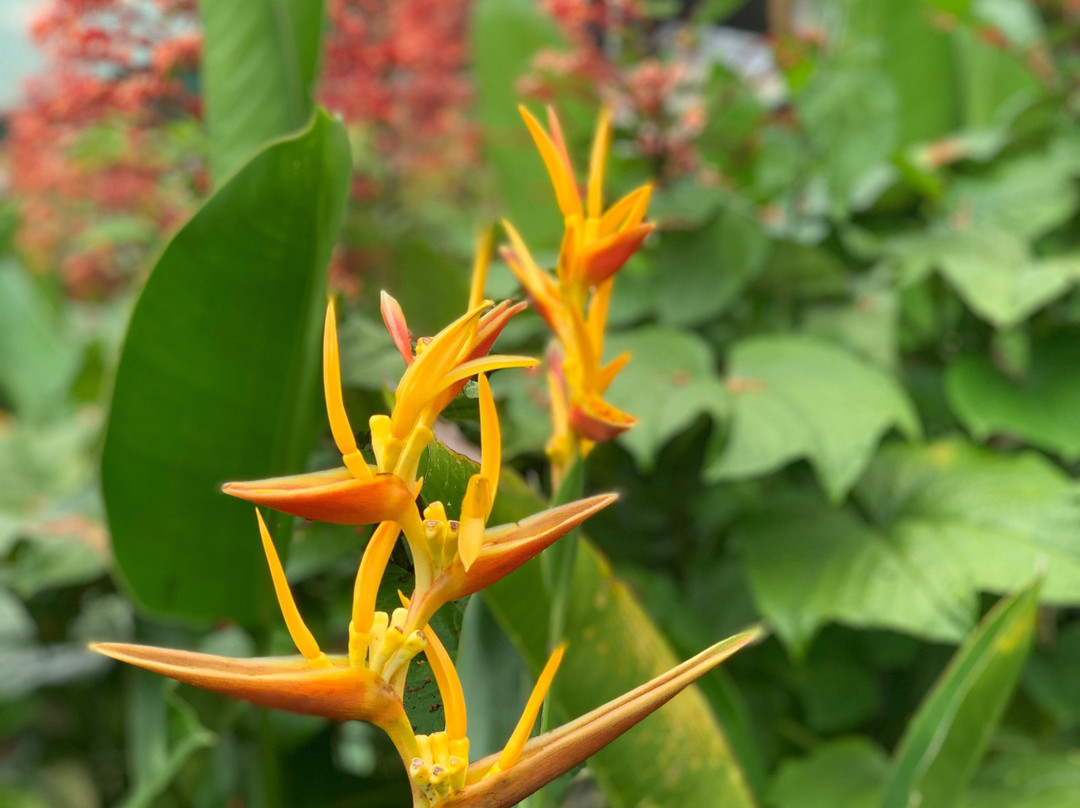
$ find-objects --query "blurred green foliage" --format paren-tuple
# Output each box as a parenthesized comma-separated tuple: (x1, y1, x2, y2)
(5, 0, 1080, 806)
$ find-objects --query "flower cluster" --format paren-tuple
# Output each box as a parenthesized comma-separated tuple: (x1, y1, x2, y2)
(321, 0, 477, 186)
(92, 111, 757, 808)
(92, 236, 617, 805)
(501, 106, 654, 482)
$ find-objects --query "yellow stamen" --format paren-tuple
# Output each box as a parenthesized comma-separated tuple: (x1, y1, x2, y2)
(458, 476, 491, 572)
(255, 510, 329, 666)
(545, 106, 576, 187)
(586, 107, 612, 219)
(469, 227, 496, 311)
(597, 352, 631, 394)
(501, 220, 559, 303)
(435, 354, 539, 395)
(323, 300, 372, 481)
(519, 105, 582, 219)
(565, 305, 599, 393)
(489, 643, 567, 776)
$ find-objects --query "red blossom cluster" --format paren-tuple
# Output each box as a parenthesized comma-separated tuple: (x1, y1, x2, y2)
(5, 0, 482, 298)
(6, 0, 204, 298)
(320, 0, 477, 190)
(524, 0, 706, 179)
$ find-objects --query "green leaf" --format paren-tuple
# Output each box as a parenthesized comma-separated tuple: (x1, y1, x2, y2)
(796, 64, 898, 212)
(201, 0, 326, 180)
(119, 676, 216, 808)
(0, 259, 80, 420)
(890, 230, 1080, 329)
(709, 335, 919, 501)
(734, 490, 972, 655)
(101, 111, 351, 624)
(736, 439, 1080, 652)
(959, 748, 1080, 807)
(847, 0, 957, 146)
(944, 150, 1080, 240)
(652, 203, 769, 326)
(858, 440, 1080, 607)
(768, 738, 888, 808)
(881, 580, 1040, 808)
(952, 24, 1044, 130)
(422, 442, 758, 808)
(604, 326, 729, 469)
(471, 0, 566, 247)
(803, 287, 900, 371)
(946, 333, 1080, 461)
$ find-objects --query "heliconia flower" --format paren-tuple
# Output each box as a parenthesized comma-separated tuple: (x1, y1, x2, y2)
(499, 105, 653, 479)
(397, 592, 568, 806)
(407, 492, 616, 631)
(517, 105, 655, 289)
(223, 292, 536, 536)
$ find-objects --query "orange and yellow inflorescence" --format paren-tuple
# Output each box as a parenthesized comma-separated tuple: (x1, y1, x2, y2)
(91, 110, 757, 808)
(502, 105, 655, 483)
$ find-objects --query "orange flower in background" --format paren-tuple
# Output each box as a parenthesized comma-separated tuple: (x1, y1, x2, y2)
(501, 105, 654, 482)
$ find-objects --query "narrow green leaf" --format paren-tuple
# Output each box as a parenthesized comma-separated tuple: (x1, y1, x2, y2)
(881, 580, 1041, 808)
(101, 111, 351, 624)
(120, 677, 216, 808)
(200, 0, 326, 180)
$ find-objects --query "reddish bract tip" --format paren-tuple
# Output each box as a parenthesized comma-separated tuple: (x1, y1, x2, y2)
(569, 395, 637, 442)
(90, 643, 404, 725)
(581, 223, 655, 286)
(380, 291, 414, 366)
(222, 467, 416, 526)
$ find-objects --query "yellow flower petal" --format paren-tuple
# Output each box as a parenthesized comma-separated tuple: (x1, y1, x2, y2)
(519, 105, 582, 219)
(586, 107, 612, 219)
(488, 643, 566, 776)
(256, 509, 328, 665)
(323, 299, 372, 480)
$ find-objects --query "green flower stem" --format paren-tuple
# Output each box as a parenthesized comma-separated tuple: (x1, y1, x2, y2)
(535, 455, 586, 807)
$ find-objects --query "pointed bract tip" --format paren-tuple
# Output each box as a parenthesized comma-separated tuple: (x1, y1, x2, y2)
(223, 468, 416, 526)
(90, 642, 407, 725)
(441, 627, 761, 807)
